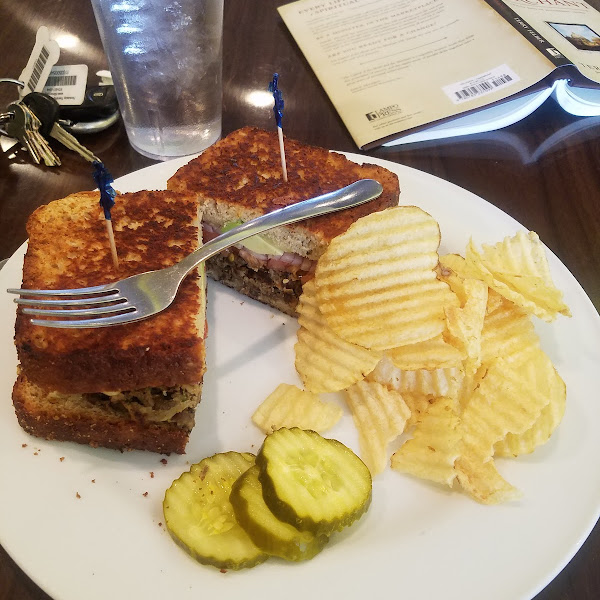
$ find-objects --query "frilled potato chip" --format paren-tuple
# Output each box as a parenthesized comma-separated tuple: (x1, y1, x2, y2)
(460, 349, 555, 458)
(495, 367, 566, 457)
(391, 397, 461, 487)
(439, 254, 492, 375)
(251, 383, 342, 434)
(344, 380, 411, 475)
(455, 349, 558, 503)
(438, 254, 474, 304)
(439, 254, 504, 315)
(455, 453, 522, 505)
(366, 356, 464, 400)
(465, 231, 570, 322)
(294, 280, 381, 393)
(444, 278, 487, 375)
(387, 334, 465, 371)
(480, 296, 540, 365)
(485, 288, 506, 315)
(315, 206, 458, 350)
(402, 393, 435, 427)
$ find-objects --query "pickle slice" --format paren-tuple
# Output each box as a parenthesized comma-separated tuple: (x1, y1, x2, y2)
(256, 428, 372, 537)
(163, 452, 268, 570)
(230, 465, 329, 561)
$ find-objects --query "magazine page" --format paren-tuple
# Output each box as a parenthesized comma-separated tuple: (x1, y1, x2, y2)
(278, 0, 555, 148)
(497, 0, 600, 84)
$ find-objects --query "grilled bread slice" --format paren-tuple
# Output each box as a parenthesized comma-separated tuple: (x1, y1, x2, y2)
(13, 190, 206, 454)
(167, 127, 400, 315)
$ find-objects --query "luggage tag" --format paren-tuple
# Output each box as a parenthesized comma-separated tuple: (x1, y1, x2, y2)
(18, 26, 60, 97)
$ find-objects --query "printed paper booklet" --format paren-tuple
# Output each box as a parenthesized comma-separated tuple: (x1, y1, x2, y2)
(278, 0, 600, 148)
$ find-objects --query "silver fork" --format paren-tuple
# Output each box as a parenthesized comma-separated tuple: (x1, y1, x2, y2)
(7, 179, 383, 328)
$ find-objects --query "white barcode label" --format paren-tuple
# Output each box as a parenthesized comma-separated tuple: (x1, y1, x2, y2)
(45, 74, 77, 87)
(18, 26, 60, 97)
(43, 64, 88, 105)
(29, 46, 50, 92)
(443, 65, 520, 105)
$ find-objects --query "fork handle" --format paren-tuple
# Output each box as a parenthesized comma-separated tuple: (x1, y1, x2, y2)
(174, 179, 383, 277)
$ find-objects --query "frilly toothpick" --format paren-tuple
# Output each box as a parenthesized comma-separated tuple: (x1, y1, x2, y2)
(92, 161, 119, 269)
(269, 73, 288, 182)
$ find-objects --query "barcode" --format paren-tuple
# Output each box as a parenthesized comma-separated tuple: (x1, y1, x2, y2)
(27, 46, 50, 92)
(45, 75, 77, 87)
(454, 74, 513, 101)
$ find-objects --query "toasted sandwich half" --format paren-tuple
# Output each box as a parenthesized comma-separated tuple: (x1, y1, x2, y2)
(167, 127, 400, 316)
(12, 190, 206, 454)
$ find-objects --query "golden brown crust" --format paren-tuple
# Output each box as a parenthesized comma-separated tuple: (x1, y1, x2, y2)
(167, 126, 400, 251)
(13, 371, 191, 454)
(15, 190, 206, 394)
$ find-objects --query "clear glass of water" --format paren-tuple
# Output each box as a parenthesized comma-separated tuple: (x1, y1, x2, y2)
(90, 0, 223, 160)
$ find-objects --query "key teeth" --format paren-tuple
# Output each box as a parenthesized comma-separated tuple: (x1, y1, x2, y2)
(7, 94, 99, 165)
(4, 101, 61, 166)
(50, 122, 100, 163)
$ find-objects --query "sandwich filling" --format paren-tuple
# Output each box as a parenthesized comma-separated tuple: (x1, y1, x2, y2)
(46, 384, 202, 432)
(203, 222, 317, 315)
(203, 223, 317, 278)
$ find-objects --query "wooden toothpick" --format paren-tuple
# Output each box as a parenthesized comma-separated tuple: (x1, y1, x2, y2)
(104, 218, 119, 269)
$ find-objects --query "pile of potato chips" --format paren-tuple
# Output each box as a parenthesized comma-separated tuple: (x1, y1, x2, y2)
(252, 206, 569, 504)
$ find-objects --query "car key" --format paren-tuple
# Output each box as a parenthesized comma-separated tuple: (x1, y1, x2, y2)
(50, 118, 100, 162)
(21, 103, 62, 166)
(23, 92, 60, 137)
(4, 104, 38, 162)
(4, 102, 60, 166)
(23, 92, 100, 163)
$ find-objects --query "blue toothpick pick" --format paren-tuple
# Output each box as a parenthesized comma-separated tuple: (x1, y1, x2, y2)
(92, 161, 119, 268)
(269, 73, 288, 182)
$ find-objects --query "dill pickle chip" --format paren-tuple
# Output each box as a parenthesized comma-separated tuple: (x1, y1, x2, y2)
(163, 452, 268, 570)
(256, 428, 372, 537)
(230, 465, 329, 561)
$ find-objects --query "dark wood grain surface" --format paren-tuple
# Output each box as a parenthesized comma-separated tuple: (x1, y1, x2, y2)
(1, 1, 599, 599)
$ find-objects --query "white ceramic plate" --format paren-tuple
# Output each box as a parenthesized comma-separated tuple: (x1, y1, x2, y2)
(1, 155, 599, 600)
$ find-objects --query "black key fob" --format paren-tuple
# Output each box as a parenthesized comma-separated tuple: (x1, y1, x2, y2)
(58, 85, 119, 122)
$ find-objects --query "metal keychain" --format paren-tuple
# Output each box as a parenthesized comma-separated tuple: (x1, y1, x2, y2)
(24, 92, 100, 162)
(3, 102, 61, 166)
(4, 103, 41, 163)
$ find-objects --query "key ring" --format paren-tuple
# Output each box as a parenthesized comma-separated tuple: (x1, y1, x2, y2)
(0, 111, 14, 137)
(0, 78, 25, 88)
(0, 79, 21, 137)
(0, 79, 24, 135)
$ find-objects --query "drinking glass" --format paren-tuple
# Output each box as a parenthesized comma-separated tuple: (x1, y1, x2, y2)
(90, 0, 223, 160)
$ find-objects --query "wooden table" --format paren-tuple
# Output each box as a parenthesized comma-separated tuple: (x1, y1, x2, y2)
(0, 1, 598, 599)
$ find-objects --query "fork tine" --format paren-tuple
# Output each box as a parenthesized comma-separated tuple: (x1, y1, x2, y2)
(30, 310, 145, 329)
(22, 302, 132, 318)
(14, 292, 122, 307)
(6, 283, 115, 297)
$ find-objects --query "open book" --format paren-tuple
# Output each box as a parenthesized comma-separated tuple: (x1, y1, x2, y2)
(278, 0, 600, 149)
